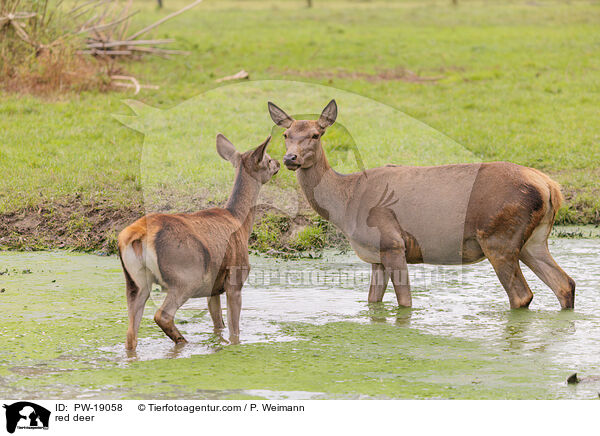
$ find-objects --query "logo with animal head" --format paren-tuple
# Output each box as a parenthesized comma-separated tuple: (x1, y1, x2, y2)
(3, 402, 50, 434)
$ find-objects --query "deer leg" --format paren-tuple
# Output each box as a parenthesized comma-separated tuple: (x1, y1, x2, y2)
(154, 290, 189, 344)
(479, 240, 533, 309)
(368, 263, 390, 303)
(520, 243, 575, 309)
(207, 294, 225, 330)
(490, 255, 533, 309)
(381, 250, 412, 307)
(125, 274, 151, 351)
(225, 281, 243, 345)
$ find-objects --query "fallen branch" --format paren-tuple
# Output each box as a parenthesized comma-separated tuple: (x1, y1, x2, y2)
(216, 70, 249, 83)
(127, 0, 203, 41)
(86, 38, 175, 48)
(5, 0, 200, 60)
(111, 75, 160, 95)
(3, 0, 201, 94)
(127, 46, 190, 55)
(79, 49, 133, 56)
(117, 0, 134, 41)
(76, 11, 138, 35)
(76, 0, 202, 59)
(0, 12, 37, 26)
(10, 18, 36, 46)
(69, 0, 111, 20)
(110, 75, 140, 94)
(114, 82, 160, 90)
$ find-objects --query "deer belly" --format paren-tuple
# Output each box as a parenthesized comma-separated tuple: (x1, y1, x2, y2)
(398, 215, 471, 265)
(348, 239, 383, 264)
(191, 278, 221, 298)
(347, 226, 466, 265)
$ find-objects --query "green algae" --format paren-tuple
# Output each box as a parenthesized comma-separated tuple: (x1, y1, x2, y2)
(1, 250, 599, 400)
(0, 319, 568, 400)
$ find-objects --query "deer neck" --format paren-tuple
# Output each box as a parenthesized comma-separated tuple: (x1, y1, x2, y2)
(225, 168, 261, 237)
(296, 145, 353, 224)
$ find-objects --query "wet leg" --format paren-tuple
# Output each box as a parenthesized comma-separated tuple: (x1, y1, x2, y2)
(225, 282, 242, 345)
(125, 274, 151, 350)
(382, 250, 412, 307)
(521, 242, 575, 309)
(207, 294, 225, 330)
(154, 290, 189, 344)
(479, 239, 533, 308)
(368, 263, 389, 303)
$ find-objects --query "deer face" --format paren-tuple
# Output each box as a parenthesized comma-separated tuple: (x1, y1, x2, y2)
(216, 134, 280, 183)
(268, 100, 337, 171)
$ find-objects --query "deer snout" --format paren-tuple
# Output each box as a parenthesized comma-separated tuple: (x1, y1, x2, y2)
(272, 159, 280, 174)
(283, 153, 301, 170)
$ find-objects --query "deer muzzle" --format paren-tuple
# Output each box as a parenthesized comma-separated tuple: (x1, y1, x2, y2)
(283, 153, 302, 170)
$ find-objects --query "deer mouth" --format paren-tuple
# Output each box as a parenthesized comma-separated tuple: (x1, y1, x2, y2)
(284, 161, 301, 170)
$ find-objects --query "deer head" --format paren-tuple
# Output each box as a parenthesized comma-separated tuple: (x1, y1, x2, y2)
(268, 99, 337, 170)
(216, 134, 280, 183)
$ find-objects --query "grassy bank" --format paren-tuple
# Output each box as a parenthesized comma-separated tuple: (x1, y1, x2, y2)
(1, 0, 599, 253)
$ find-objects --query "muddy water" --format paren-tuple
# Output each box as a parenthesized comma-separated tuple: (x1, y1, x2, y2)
(1, 238, 599, 399)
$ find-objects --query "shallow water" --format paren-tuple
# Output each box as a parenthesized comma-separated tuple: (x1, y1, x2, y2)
(1, 238, 599, 399)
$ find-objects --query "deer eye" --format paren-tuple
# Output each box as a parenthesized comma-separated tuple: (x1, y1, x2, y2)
(283, 132, 288, 138)
(312, 133, 319, 139)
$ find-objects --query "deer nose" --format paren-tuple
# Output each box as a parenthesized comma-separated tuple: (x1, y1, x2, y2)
(283, 154, 298, 164)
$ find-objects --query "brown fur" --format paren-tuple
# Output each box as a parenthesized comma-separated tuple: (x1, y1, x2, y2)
(118, 217, 148, 254)
(366, 195, 423, 264)
(269, 100, 575, 310)
(118, 135, 279, 350)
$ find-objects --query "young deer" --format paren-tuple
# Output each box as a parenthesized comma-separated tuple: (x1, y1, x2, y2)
(118, 134, 280, 350)
(268, 100, 575, 310)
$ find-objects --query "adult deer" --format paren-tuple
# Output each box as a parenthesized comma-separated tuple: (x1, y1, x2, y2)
(268, 100, 575, 310)
(118, 134, 280, 350)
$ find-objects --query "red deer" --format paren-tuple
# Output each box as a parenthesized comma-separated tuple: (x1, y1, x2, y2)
(118, 134, 280, 350)
(268, 100, 575, 310)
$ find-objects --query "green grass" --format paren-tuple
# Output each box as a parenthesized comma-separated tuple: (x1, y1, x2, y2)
(250, 212, 328, 256)
(251, 214, 290, 252)
(1, 0, 599, 229)
(290, 225, 326, 251)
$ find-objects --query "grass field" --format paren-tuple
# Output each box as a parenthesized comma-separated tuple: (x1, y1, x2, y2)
(1, 0, 599, 252)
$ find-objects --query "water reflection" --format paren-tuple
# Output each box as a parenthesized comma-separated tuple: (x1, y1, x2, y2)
(500, 310, 578, 353)
(109, 239, 600, 375)
(1, 238, 598, 398)
(394, 307, 413, 327)
(363, 303, 414, 326)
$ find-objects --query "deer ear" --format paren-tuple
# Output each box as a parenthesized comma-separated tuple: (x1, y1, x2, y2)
(318, 99, 337, 129)
(268, 102, 294, 128)
(216, 134, 241, 167)
(252, 135, 271, 163)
